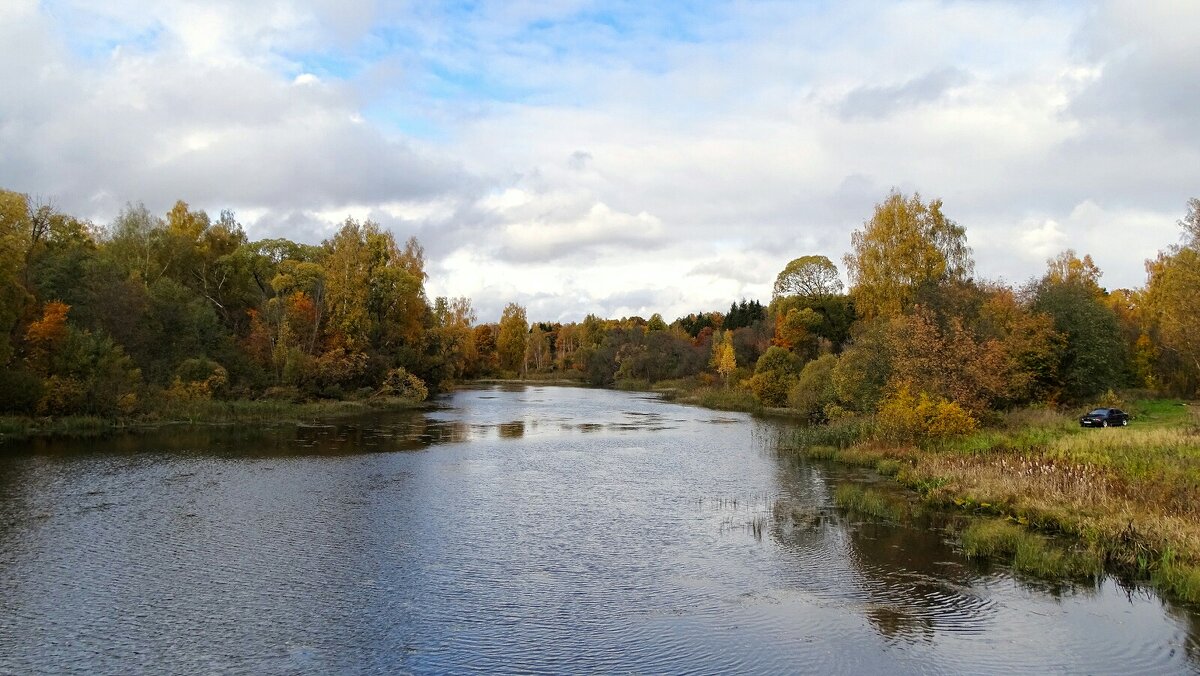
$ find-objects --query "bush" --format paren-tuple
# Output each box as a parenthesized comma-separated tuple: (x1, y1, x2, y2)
(37, 376, 87, 416)
(876, 383, 977, 444)
(749, 346, 803, 406)
(168, 358, 229, 401)
(377, 367, 428, 402)
(747, 370, 794, 407)
(0, 368, 43, 413)
(788, 353, 839, 420)
(263, 386, 303, 402)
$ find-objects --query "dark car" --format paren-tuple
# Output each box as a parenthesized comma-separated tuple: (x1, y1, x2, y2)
(1080, 408, 1130, 428)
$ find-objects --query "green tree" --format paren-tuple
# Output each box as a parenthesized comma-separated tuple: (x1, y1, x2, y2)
(1031, 252, 1125, 400)
(788, 353, 840, 421)
(773, 255, 843, 299)
(747, 346, 803, 406)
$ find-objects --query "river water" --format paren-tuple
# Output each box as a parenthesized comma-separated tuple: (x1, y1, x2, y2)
(0, 385, 1197, 674)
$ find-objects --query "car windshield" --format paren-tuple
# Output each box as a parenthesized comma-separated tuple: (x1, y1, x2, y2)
(1088, 409, 1109, 415)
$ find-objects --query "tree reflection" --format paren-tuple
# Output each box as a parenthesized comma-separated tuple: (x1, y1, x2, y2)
(497, 421, 525, 438)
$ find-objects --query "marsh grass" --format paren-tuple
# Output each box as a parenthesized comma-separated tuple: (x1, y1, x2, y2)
(960, 519, 1103, 579)
(788, 417, 871, 450)
(0, 415, 114, 443)
(690, 387, 762, 413)
(834, 485, 913, 522)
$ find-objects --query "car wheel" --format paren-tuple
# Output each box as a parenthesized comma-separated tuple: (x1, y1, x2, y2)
(1122, 418, 1128, 426)
(1101, 420, 1108, 428)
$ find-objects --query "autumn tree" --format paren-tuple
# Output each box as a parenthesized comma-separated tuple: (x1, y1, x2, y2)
(1143, 199, 1200, 394)
(0, 190, 34, 364)
(711, 329, 737, 385)
(496, 303, 528, 375)
(747, 346, 803, 406)
(885, 307, 1007, 416)
(844, 192, 973, 320)
(525, 324, 552, 373)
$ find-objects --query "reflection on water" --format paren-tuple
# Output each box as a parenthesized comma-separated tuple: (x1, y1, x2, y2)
(0, 384, 1197, 674)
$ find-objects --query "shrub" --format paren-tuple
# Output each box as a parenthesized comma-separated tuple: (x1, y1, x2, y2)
(749, 346, 802, 406)
(37, 376, 86, 416)
(788, 353, 839, 420)
(168, 358, 229, 401)
(377, 367, 428, 402)
(747, 370, 793, 407)
(876, 383, 977, 444)
(0, 368, 43, 413)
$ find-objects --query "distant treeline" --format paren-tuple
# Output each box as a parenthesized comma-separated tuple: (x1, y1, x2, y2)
(1, 188, 1197, 428)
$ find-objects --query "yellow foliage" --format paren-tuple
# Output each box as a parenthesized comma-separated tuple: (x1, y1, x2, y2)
(876, 383, 978, 444)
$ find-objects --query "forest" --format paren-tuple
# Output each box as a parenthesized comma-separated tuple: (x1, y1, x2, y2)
(1, 187, 1198, 436)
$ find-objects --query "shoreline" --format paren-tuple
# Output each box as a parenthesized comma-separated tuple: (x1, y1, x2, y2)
(0, 396, 428, 446)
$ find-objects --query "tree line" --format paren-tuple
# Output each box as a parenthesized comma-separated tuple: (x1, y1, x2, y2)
(2, 187, 1197, 429)
(0, 191, 474, 415)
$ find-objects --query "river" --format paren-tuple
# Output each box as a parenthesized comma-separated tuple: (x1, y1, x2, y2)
(1, 385, 1197, 674)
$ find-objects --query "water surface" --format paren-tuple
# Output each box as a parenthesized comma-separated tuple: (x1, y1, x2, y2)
(1, 385, 1197, 674)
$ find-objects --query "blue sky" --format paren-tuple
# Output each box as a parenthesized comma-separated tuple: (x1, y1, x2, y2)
(2, 0, 1198, 322)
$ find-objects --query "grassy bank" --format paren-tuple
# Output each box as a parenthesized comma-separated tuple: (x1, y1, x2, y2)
(617, 377, 766, 414)
(786, 399, 1200, 603)
(0, 396, 426, 446)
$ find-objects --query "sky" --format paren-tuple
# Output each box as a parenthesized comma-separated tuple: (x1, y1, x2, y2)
(2, 0, 1198, 323)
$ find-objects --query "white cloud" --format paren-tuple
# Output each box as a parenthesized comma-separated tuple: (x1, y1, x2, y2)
(1018, 219, 1068, 261)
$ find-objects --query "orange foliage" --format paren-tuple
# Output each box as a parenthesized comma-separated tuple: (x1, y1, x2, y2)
(25, 301, 70, 372)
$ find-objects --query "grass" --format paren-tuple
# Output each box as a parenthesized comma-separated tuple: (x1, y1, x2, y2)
(960, 519, 1104, 579)
(784, 398, 1200, 603)
(834, 485, 914, 522)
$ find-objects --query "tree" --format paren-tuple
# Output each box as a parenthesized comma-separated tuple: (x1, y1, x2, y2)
(1143, 202, 1200, 395)
(496, 303, 528, 375)
(1180, 197, 1200, 249)
(885, 307, 1007, 415)
(747, 346, 803, 406)
(773, 255, 843, 299)
(525, 324, 552, 373)
(0, 190, 37, 364)
(711, 330, 737, 384)
(844, 192, 973, 320)
(1031, 252, 1125, 400)
(788, 353, 839, 421)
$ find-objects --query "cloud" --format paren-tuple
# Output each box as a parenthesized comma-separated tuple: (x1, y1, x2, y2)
(2, 0, 1199, 322)
(1070, 0, 1200, 142)
(0, 3, 473, 226)
(838, 68, 971, 120)
(1018, 219, 1068, 261)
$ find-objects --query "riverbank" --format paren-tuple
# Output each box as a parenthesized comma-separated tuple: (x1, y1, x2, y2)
(783, 399, 1200, 603)
(0, 396, 427, 446)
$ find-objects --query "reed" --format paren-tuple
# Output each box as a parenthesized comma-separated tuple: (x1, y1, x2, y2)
(960, 519, 1103, 579)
